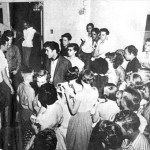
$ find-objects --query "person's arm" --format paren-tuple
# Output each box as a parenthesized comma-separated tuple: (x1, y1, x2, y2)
(92, 104, 100, 123)
(16, 46, 21, 72)
(27, 88, 35, 111)
(142, 62, 150, 69)
(65, 91, 81, 115)
(25, 135, 36, 150)
(2, 68, 14, 94)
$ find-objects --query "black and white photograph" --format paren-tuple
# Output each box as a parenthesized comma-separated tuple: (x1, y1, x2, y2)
(0, 0, 150, 150)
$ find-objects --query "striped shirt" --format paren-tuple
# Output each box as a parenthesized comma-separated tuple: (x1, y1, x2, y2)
(122, 133, 150, 150)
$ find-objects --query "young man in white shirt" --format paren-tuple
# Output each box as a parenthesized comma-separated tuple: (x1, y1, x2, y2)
(93, 28, 111, 59)
(22, 21, 36, 67)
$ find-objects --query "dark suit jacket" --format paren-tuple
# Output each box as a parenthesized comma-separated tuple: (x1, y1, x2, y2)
(45, 55, 72, 87)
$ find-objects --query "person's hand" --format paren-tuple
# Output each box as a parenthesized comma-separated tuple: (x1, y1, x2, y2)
(12, 70, 18, 75)
(10, 87, 15, 95)
(142, 62, 148, 68)
(32, 123, 40, 134)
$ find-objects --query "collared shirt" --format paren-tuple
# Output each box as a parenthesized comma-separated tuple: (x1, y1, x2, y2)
(93, 38, 113, 58)
(5, 45, 21, 72)
(50, 59, 58, 83)
(22, 27, 36, 47)
(17, 82, 35, 110)
(122, 133, 150, 150)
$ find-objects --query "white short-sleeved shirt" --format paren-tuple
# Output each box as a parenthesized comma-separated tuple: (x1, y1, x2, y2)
(22, 27, 36, 47)
(81, 35, 93, 53)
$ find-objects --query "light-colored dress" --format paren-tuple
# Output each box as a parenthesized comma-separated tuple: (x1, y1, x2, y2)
(66, 84, 98, 150)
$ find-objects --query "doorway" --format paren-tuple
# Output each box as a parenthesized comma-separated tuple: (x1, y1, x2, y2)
(9, 2, 43, 71)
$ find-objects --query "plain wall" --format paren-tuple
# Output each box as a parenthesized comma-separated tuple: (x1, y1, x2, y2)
(44, 0, 150, 54)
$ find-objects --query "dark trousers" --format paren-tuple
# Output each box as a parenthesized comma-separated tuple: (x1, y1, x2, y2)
(22, 47, 32, 67)
(0, 81, 13, 150)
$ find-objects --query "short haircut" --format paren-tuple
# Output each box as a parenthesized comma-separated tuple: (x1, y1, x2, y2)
(102, 122, 123, 149)
(104, 83, 117, 100)
(0, 37, 9, 46)
(99, 28, 109, 35)
(125, 45, 138, 56)
(2, 30, 14, 38)
(65, 66, 79, 81)
(38, 83, 57, 108)
(123, 87, 141, 111)
(90, 57, 108, 74)
(114, 110, 140, 132)
(33, 128, 57, 150)
(91, 28, 100, 35)
(86, 23, 94, 31)
(43, 41, 60, 53)
(61, 33, 72, 41)
(68, 43, 79, 56)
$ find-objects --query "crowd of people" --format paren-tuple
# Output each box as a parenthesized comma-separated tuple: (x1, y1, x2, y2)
(0, 21, 150, 150)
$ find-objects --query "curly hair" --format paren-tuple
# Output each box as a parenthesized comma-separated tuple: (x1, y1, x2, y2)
(65, 66, 79, 81)
(122, 87, 141, 111)
(114, 110, 140, 132)
(98, 120, 123, 149)
(106, 52, 123, 69)
(80, 69, 95, 85)
(33, 128, 57, 150)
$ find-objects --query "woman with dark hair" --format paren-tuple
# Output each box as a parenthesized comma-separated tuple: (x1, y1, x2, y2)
(106, 52, 125, 87)
(65, 69, 99, 150)
(90, 57, 108, 98)
(58, 66, 82, 137)
(88, 120, 123, 150)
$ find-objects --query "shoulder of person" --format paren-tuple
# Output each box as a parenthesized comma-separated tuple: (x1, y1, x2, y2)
(60, 55, 72, 64)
